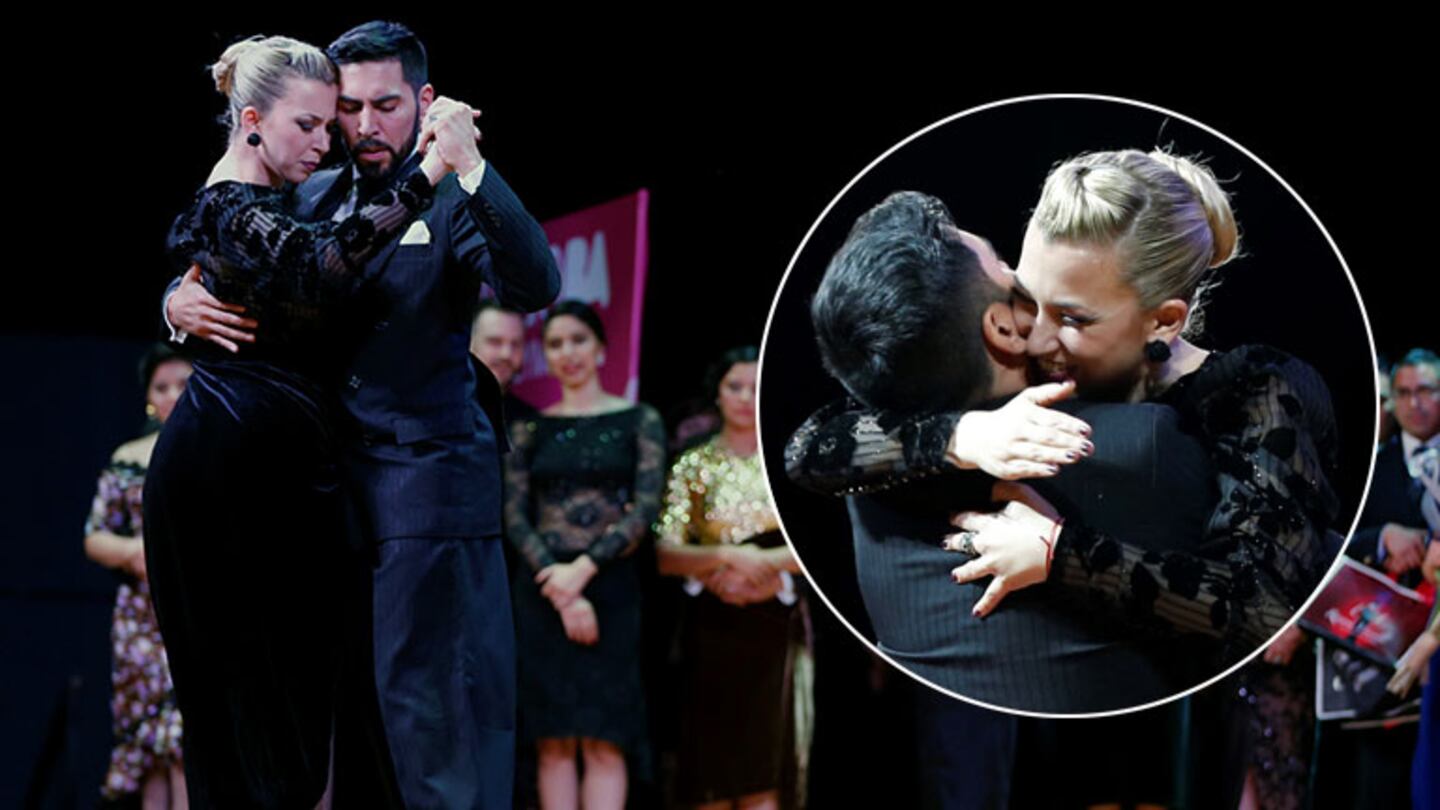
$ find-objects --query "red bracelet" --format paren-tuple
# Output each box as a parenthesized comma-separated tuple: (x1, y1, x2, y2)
(1038, 518, 1064, 577)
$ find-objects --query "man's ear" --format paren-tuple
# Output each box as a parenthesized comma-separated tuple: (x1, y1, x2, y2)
(982, 301, 1026, 355)
(416, 83, 435, 117)
(1147, 298, 1191, 344)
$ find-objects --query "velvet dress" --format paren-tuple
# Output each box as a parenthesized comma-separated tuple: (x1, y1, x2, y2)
(144, 169, 434, 808)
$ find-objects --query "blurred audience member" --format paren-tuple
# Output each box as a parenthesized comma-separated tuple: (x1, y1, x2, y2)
(472, 298, 539, 422)
(505, 301, 666, 810)
(656, 347, 813, 810)
(83, 345, 192, 808)
(1350, 349, 1440, 584)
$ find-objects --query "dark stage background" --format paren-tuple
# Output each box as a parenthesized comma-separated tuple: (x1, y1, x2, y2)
(0, 19, 1426, 809)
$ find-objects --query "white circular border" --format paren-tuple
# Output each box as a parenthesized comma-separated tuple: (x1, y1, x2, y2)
(754, 93, 1381, 720)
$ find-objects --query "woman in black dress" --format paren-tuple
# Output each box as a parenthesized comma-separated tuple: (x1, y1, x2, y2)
(504, 301, 666, 810)
(786, 149, 1343, 808)
(143, 35, 453, 808)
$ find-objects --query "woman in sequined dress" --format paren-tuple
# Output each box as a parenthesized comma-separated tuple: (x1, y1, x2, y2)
(83, 345, 192, 807)
(504, 301, 667, 810)
(656, 347, 813, 810)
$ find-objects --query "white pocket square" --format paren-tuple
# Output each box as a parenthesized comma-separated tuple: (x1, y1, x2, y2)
(400, 220, 431, 245)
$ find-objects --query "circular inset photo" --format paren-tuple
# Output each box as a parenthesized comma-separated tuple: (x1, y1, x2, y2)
(758, 96, 1376, 716)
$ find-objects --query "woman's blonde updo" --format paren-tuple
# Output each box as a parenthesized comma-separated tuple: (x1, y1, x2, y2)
(1031, 148, 1239, 332)
(211, 35, 336, 138)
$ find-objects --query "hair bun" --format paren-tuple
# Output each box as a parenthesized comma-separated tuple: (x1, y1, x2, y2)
(1150, 150, 1239, 268)
(211, 36, 266, 97)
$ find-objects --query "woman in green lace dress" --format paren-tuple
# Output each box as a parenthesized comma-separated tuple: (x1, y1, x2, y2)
(505, 301, 667, 810)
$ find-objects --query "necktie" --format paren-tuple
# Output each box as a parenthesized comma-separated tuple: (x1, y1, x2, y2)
(1415, 446, 1440, 533)
(356, 152, 425, 209)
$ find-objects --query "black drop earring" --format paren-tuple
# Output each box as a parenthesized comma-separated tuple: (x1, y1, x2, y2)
(1144, 340, 1172, 363)
(246, 132, 262, 147)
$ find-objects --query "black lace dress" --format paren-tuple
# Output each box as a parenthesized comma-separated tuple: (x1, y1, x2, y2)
(504, 405, 667, 757)
(144, 170, 433, 808)
(786, 344, 1342, 806)
(787, 345, 1340, 652)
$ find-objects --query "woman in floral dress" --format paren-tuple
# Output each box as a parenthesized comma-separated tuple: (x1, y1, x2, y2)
(83, 344, 191, 807)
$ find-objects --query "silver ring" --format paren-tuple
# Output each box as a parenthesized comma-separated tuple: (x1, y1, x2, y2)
(954, 531, 977, 556)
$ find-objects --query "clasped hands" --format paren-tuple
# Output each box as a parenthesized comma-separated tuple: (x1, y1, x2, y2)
(417, 95, 484, 180)
(1379, 522, 1439, 577)
(538, 555, 600, 646)
(703, 544, 786, 606)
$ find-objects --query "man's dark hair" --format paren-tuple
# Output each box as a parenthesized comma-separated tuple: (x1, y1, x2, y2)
(473, 298, 525, 323)
(811, 193, 1002, 413)
(327, 21, 428, 91)
(846, 189, 955, 242)
(1393, 348, 1440, 385)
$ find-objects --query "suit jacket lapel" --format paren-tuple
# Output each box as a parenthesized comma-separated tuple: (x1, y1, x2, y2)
(367, 226, 409, 277)
(366, 154, 437, 274)
(299, 167, 352, 221)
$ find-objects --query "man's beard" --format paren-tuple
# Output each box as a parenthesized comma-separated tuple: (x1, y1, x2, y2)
(351, 122, 420, 182)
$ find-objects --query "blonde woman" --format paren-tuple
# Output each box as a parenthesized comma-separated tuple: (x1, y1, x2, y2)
(143, 35, 454, 807)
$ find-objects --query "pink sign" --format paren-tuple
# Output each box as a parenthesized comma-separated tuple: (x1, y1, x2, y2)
(506, 190, 650, 410)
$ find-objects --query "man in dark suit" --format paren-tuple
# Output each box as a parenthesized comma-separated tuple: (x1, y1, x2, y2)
(1348, 348, 1440, 582)
(789, 192, 1225, 807)
(471, 298, 540, 423)
(1319, 348, 1439, 808)
(795, 192, 1223, 711)
(167, 22, 560, 809)
(846, 401, 1216, 712)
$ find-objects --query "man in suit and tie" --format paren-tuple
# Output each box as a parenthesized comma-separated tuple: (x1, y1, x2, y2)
(1349, 348, 1440, 582)
(167, 21, 560, 808)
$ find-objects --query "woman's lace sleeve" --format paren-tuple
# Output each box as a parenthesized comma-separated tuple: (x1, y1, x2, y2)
(176, 169, 435, 307)
(1050, 347, 1341, 653)
(785, 397, 961, 496)
(503, 418, 557, 572)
